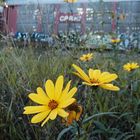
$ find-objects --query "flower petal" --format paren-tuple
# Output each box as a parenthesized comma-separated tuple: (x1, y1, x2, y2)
(58, 98, 76, 108)
(41, 116, 50, 127)
(66, 111, 76, 125)
(55, 75, 64, 100)
(100, 84, 120, 91)
(100, 72, 110, 77)
(65, 87, 77, 99)
(99, 73, 118, 83)
(45, 79, 55, 99)
(73, 72, 87, 81)
(58, 108, 69, 118)
(72, 64, 90, 82)
(62, 80, 71, 95)
(28, 93, 49, 105)
(37, 87, 50, 100)
(82, 82, 99, 86)
(49, 109, 58, 120)
(76, 106, 83, 121)
(31, 110, 50, 123)
(23, 106, 49, 114)
(58, 80, 71, 102)
(59, 87, 77, 102)
(88, 69, 101, 80)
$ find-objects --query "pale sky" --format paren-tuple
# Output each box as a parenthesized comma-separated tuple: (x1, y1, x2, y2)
(6, 0, 140, 5)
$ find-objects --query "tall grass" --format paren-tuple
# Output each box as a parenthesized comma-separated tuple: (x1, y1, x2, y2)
(0, 46, 140, 140)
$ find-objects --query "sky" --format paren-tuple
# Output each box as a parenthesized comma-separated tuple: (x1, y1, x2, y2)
(6, 0, 140, 5)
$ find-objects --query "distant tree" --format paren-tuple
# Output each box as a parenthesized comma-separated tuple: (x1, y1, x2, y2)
(0, 0, 5, 5)
(0, 0, 5, 2)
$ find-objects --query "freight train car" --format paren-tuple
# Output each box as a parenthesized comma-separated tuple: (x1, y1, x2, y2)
(1, 0, 140, 35)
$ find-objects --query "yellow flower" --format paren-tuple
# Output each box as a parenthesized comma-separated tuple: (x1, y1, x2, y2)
(123, 62, 139, 72)
(119, 13, 125, 20)
(72, 64, 120, 91)
(64, 0, 77, 3)
(80, 53, 93, 62)
(111, 39, 121, 43)
(63, 102, 82, 126)
(23, 75, 77, 127)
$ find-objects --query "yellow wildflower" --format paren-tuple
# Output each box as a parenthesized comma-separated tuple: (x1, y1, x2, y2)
(119, 13, 125, 20)
(80, 53, 93, 62)
(64, 0, 77, 3)
(23, 75, 77, 127)
(63, 102, 82, 126)
(123, 62, 139, 72)
(72, 64, 120, 91)
(111, 39, 121, 43)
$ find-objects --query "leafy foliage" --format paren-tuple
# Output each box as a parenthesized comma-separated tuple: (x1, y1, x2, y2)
(0, 46, 140, 140)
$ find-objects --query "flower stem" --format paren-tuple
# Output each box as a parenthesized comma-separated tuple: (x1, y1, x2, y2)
(76, 121, 81, 138)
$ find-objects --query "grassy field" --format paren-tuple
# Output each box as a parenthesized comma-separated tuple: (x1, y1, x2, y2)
(0, 46, 140, 140)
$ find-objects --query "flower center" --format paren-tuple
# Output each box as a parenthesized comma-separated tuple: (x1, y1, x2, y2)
(90, 79, 99, 84)
(48, 100, 58, 110)
(85, 56, 89, 60)
(67, 102, 80, 112)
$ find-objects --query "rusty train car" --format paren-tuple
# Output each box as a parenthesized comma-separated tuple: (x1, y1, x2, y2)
(0, 0, 140, 34)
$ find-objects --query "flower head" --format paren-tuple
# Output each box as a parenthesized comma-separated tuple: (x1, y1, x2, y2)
(80, 53, 93, 62)
(119, 13, 125, 20)
(111, 39, 121, 44)
(64, 0, 77, 3)
(123, 62, 139, 72)
(23, 75, 77, 127)
(72, 64, 120, 91)
(63, 102, 82, 126)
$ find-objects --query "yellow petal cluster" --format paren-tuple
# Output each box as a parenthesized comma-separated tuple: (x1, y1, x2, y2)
(111, 39, 121, 43)
(119, 13, 125, 20)
(80, 53, 93, 62)
(64, 0, 77, 3)
(23, 75, 77, 127)
(63, 102, 82, 126)
(123, 62, 139, 72)
(72, 64, 120, 91)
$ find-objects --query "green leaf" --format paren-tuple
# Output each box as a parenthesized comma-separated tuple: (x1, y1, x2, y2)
(123, 135, 134, 140)
(135, 123, 140, 135)
(83, 112, 118, 124)
(118, 112, 133, 119)
(109, 138, 116, 140)
(93, 121, 106, 130)
(116, 132, 134, 140)
(57, 126, 73, 140)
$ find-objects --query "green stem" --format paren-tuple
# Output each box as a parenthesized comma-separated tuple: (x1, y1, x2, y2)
(77, 123, 81, 138)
